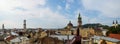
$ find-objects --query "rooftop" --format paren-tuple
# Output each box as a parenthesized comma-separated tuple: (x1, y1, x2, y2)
(92, 36, 120, 43)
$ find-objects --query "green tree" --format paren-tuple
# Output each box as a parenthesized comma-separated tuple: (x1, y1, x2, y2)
(108, 25, 120, 34)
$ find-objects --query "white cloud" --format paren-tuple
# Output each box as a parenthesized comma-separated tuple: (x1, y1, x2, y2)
(81, 0, 120, 18)
(0, 0, 70, 28)
(65, 3, 70, 10)
(35, 8, 69, 28)
(57, 5, 62, 10)
(0, 0, 46, 11)
(65, 0, 75, 10)
(66, 0, 74, 3)
(0, 20, 22, 28)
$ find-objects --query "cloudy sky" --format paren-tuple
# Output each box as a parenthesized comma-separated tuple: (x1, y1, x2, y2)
(0, 0, 120, 29)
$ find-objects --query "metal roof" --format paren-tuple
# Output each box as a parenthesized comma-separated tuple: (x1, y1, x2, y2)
(91, 36, 120, 43)
(50, 35, 74, 40)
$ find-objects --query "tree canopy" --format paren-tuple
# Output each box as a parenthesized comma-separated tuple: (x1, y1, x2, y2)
(108, 24, 120, 34)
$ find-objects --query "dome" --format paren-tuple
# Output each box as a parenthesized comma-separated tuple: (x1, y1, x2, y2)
(67, 21, 73, 27)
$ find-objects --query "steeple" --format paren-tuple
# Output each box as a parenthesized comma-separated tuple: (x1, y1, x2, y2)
(116, 20, 118, 24)
(70, 13, 82, 44)
(115, 20, 118, 27)
(69, 21, 71, 23)
(112, 20, 118, 28)
(78, 13, 82, 28)
(113, 20, 115, 24)
(23, 20, 26, 30)
(78, 13, 81, 19)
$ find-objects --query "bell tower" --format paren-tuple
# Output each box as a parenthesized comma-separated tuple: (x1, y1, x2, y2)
(116, 20, 118, 24)
(23, 20, 26, 30)
(78, 13, 82, 28)
(112, 20, 119, 28)
(70, 13, 82, 44)
(2, 24, 4, 30)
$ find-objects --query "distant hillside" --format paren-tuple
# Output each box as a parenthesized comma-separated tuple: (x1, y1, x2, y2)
(82, 23, 109, 29)
(63, 23, 110, 29)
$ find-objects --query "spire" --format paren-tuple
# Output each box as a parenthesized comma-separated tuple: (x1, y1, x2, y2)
(69, 21, 71, 23)
(113, 20, 115, 24)
(78, 13, 81, 19)
(116, 20, 118, 24)
(78, 13, 82, 28)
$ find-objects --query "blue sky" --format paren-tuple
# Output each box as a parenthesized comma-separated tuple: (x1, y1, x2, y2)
(0, 0, 120, 29)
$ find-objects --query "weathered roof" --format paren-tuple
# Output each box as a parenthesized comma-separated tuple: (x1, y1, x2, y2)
(109, 34, 120, 40)
(10, 36, 29, 43)
(4, 35, 16, 41)
(91, 36, 120, 43)
(11, 32, 18, 36)
(50, 35, 74, 40)
(10, 37, 21, 42)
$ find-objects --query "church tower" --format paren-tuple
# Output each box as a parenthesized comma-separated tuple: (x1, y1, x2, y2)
(113, 20, 115, 24)
(23, 20, 26, 30)
(78, 13, 82, 28)
(116, 20, 118, 24)
(112, 20, 115, 26)
(112, 20, 119, 28)
(70, 13, 82, 44)
(2, 24, 6, 33)
(115, 20, 118, 27)
(2, 24, 5, 30)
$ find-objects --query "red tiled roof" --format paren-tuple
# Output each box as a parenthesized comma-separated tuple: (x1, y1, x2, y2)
(109, 34, 120, 40)
(5, 35, 16, 41)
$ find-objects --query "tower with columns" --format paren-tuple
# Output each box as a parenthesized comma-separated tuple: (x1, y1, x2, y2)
(2, 24, 6, 33)
(2, 24, 5, 30)
(23, 20, 26, 30)
(78, 13, 82, 28)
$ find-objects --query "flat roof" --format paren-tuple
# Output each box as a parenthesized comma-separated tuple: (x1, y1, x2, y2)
(91, 36, 120, 43)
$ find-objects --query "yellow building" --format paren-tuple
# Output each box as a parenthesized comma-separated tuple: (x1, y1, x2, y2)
(58, 13, 95, 38)
(57, 30, 72, 35)
(39, 31, 47, 38)
(72, 28, 95, 37)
